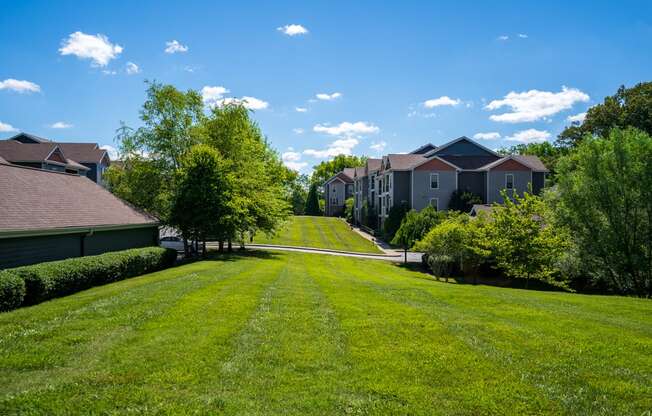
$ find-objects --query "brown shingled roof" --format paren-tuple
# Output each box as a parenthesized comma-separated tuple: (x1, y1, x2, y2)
(341, 168, 355, 180)
(0, 163, 157, 232)
(366, 158, 381, 172)
(57, 143, 108, 164)
(386, 154, 427, 170)
(0, 141, 59, 162)
(354, 166, 366, 177)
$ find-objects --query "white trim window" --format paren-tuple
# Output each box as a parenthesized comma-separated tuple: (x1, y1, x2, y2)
(430, 173, 439, 190)
(505, 173, 514, 190)
(429, 198, 439, 211)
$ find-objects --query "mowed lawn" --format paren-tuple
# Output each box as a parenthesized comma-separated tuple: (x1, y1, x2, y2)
(1, 252, 650, 415)
(252, 215, 382, 253)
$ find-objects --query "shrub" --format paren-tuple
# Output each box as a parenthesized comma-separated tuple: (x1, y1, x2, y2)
(448, 190, 483, 212)
(5, 247, 177, 308)
(383, 202, 409, 241)
(0, 271, 26, 312)
(344, 197, 354, 223)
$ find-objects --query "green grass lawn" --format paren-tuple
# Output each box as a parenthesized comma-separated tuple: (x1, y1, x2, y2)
(1, 251, 650, 415)
(252, 215, 382, 254)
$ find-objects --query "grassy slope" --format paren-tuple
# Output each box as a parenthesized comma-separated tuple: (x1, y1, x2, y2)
(253, 215, 382, 254)
(0, 251, 650, 415)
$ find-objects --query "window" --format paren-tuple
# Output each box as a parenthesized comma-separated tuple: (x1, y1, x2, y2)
(430, 173, 439, 190)
(505, 174, 514, 190)
(430, 198, 439, 211)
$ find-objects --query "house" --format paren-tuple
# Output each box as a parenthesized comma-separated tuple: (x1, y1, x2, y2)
(0, 161, 159, 269)
(323, 168, 355, 216)
(1, 133, 111, 185)
(327, 136, 548, 228)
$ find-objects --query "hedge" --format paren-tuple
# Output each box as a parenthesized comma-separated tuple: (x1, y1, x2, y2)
(0, 246, 177, 311)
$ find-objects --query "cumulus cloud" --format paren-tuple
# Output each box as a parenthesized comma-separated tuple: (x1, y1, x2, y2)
(505, 129, 551, 144)
(295, 107, 308, 112)
(313, 121, 379, 137)
(423, 96, 461, 108)
(282, 150, 307, 171)
(100, 145, 119, 160)
(221, 96, 269, 110)
(50, 121, 73, 129)
(486, 86, 590, 123)
(201, 86, 230, 106)
(304, 138, 359, 159)
(370, 140, 387, 152)
(201, 86, 268, 110)
(277, 24, 309, 36)
(0, 79, 41, 93)
(0, 121, 18, 132)
(567, 112, 587, 123)
(473, 132, 501, 140)
(125, 62, 140, 74)
(316, 92, 341, 101)
(59, 31, 123, 67)
(165, 40, 188, 54)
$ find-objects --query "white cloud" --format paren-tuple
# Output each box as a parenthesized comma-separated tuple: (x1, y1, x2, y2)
(505, 129, 551, 144)
(313, 121, 379, 137)
(125, 62, 140, 75)
(473, 132, 501, 140)
(282, 151, 301, 162)
(293, 128, 304, 134)
(498, 35, 509, 41)
(102, 69, 117, 75)
(304, 138, 359, 158)
(295, 107, 308, 112)
(567, 112, 587, 123)
(50, 121, 73, 129)
(165, 40, 188, 54)
(486, 86, 590, 123)
(220, 96, 269, 110)
(100, 144, 119, 159)
(282, 150, 307, 171)
(59, 31, 123, 67)
(201, 86, 230, 106)
(0, 79, 41, 93)
(0, 121, 18, 132)
(423, 96, 461, 108)
(316, 92, 342, 101)
(518, 33, 528, 39)
(277, 24, 309, 36)
(370, 140, 387, 152)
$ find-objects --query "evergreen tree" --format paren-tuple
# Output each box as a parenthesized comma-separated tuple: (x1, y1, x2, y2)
(304, 183, 322, 216)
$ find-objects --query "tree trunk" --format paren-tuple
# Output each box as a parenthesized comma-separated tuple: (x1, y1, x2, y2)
(202, 239, 207, 257)
(183, 237, 189, 258)
(218, 241, 224, 252)
(228, 239, 233, 252)
(404, 248, 407, 264)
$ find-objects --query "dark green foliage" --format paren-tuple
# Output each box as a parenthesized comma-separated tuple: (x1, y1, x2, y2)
(447, 190, 483, 212)
(557, 82, 652, 148)
(344, 198, 354, 223)
(556, 128, 652, 297)
(3, 247, 176, 309)
(304, 183, 322, 216)
(391, 206, 446, 250)
(383, 202, 409, 241)
(0, 271, 25, 312)
(288, 174, 309, 215)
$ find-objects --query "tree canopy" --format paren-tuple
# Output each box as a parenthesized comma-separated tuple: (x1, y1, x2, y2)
(310, 154, 366, 185)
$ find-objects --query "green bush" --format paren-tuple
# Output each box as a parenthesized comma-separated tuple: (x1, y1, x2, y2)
(0, 271, 26, 312)
(2, 247, 177, 309)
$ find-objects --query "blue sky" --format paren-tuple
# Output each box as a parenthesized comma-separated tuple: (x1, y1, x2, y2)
(1, 1, 651, 172)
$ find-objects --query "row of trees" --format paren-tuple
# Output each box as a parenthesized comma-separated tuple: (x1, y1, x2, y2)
(105, 82, 292, 255)
(392, 82, 652, 297)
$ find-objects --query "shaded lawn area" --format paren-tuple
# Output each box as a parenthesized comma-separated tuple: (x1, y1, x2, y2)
(252, 215, 382, 254)
(0, 251, 650, 415)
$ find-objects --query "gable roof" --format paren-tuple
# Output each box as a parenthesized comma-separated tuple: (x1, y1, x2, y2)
(57, 143, 108, 164)
(7, 132, 50, 143)
(366, 158, 381, 173)
(324, 170, 355, 185)
(0, 162, 157, 233)
(411, 155, 460, 171)
(341, 167, 356, 180)
(427, 136, 501, 158)
(479, 155, 549, 172)
(353, 166, 366, 178)
(384, 154, 427, 171)
(0, 141, 59, 162)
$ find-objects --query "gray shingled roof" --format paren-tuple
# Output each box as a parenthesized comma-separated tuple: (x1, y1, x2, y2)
(57, 142, 108, 164)
(0, 141, 58, 162)
(0, 163, 157, 232)
(386, 154, 426, 170)
(366, 158, 381, 172)
(341, 168, 356, 180)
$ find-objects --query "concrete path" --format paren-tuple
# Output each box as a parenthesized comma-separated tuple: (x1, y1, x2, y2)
(206, 242, 422, 263)
(342, 220, 424, 263)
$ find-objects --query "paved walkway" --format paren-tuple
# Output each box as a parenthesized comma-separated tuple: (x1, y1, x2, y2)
(343, 220, 424, 263)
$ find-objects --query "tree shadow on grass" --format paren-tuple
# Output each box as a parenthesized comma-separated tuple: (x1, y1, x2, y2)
(173, 248, 284, 267)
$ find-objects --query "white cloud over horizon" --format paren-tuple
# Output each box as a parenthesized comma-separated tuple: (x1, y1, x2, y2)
(304, 138, 360, 159)
(0, 121, 18, 132)
(486, 86, 589, 123)
(316, 92, 341, 101)
(50, 121, 73, 129)
(313, 121, 379, 137)
(282, 150, 307, 171)
(473, 132, 501, 140)
(505, 128, 551, 144)
(423, 96, 461, 108)
(165, 40, 188, 54)
(277, 24, 309, 36)
(125, 62, 140, 74)
(567, 112, 587, 123)
(370, 140, 387, 152)
(59, 32, 123, 67)
(0, 79, 41, 93)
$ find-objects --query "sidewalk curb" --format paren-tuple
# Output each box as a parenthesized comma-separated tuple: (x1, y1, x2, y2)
(243, 243, 401, 258)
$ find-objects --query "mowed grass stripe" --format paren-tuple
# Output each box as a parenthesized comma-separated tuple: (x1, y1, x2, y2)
(254, 216, 381, 254)
(215, 253, 351, 415)
(0, 254, 284, 414)
(317, 255, 651, 415)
